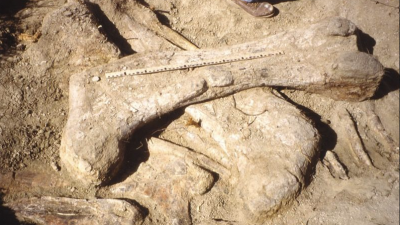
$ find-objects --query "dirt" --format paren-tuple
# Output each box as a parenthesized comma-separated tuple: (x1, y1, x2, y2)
(0, 0, 399, 224)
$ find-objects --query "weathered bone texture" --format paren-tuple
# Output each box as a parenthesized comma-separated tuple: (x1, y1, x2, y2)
(81, 0, 196, 52)
(323, 151, 349, 180)
(333, 108, 374, 167)
(60, 17, 384, 186)
(363, 102, 399, 153)
(5, 197, 144, 225)
(0, 170, 70, 192)
(177, 88, 320, 222)
(99, 138, 216, 224)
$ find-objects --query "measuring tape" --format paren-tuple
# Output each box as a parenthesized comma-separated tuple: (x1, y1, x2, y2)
(105, 51, 284, 78)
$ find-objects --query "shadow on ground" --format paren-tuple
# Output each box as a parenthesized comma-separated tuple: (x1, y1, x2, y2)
(373, 68, 400, 99)
(0, 0, 28, 16)
(107, 109, 185, 186)
(0, 191, 35, 225)
(86, 1, 135, 56)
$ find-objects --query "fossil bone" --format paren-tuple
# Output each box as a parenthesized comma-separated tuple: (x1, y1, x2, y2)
(100, 137, 216, 224)
(87, 0, 197, 52)
(6, 197, 144, 225)
(103, 87, 320, 223)
(323, 150, 349, 180)
(60, 17, 384, 186)
(336, 108, 374, 167)
(363, 101, 399, 153)
(179, 89, 320, 222)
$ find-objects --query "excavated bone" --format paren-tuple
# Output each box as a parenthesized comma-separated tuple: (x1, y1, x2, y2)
(5, 197, 144, 225)
(60, 17, 384, 186)
(87, 0, 197, 52)
(323, 150, 349, 180)
(363, 101, 399, 152)
(333, 108, 374, 167)
(99, 138, 216, 224)
(178, 88, 320, 222)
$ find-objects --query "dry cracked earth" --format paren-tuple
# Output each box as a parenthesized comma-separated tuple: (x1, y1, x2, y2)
(0, 0, 399, 225)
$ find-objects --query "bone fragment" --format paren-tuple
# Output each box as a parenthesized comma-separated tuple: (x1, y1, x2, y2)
(103, 137, 215, 224)
(323, 151, 349, 180)
(147, 137, 230, 177)
(339, 109, 373, 167)
(88, 0, 196, 52)
(364, 102, 399, 152)
(5, 197, 144, 225)
(60, 17, 384, 186)
(123, 14, 178, 52)
(128, 1, 198, 50)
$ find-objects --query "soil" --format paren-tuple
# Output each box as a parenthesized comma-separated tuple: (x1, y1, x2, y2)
(0, 0, 399, 224)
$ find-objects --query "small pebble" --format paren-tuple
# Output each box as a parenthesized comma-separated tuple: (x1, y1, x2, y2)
(16, 44, 26, 51)
(50, 161, 60, 172)
(92, 76, 100, 82)
(63, 10, 73, 17)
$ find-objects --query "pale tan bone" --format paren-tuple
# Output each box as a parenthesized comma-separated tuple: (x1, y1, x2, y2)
(6, 197, 144, 225)
(180, 89, 320, 221)
(323, 150, 349, 180)
(364, 102, 399, 152)
(338, 109, 374, 167)
(100, 137, 218, 224)
(60, 17, 384, 186)
(88, 0, 197, 51)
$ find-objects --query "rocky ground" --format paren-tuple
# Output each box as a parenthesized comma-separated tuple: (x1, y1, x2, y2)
(0, 0, 399, 224)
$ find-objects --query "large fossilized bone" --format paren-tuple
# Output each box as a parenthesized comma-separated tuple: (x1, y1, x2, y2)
(177, 89, 320, 222)
(60, 17, 384, 186)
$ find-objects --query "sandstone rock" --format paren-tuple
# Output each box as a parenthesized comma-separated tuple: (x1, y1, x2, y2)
(26, 2, 120, 71)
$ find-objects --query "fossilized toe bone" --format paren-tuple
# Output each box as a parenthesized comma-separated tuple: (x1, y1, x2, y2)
(60, 17, 384, 186)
